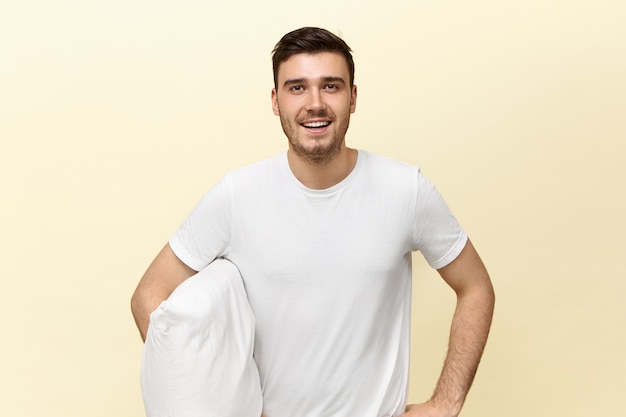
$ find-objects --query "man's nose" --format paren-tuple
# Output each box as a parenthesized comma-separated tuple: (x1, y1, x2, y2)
(305, 89, 324, 111)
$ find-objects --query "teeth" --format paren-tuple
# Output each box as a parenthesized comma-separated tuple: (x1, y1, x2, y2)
(303, 121, 330, 128)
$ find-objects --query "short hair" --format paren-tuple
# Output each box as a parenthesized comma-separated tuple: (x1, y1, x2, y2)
(272, 27, 355, 88)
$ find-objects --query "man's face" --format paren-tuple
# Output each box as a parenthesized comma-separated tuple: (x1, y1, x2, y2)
(272, 52, 357, 165)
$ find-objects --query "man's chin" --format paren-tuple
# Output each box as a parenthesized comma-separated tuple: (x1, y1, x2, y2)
(290, 142, 343, 165)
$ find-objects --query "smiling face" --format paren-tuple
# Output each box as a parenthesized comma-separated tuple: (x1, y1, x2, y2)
(272, 52, 357, 165)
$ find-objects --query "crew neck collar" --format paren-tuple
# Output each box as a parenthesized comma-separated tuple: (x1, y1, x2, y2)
(281, 149, 365, 195)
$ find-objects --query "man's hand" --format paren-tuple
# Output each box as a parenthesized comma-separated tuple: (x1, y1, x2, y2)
(400, 401, 457, 417)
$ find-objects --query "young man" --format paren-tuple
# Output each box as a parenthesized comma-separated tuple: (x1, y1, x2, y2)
(132, 27, 495, 417)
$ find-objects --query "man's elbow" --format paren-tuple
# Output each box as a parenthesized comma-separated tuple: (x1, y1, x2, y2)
(130, 288, 143, 321)
(461, 274, 495, 318)
(130, 286, 156, 341)
(477, 278, 496, 322)
(485, 275, 496, 307)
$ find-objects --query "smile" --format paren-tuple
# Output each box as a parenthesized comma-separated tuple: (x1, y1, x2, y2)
(301, 121, 331, 128)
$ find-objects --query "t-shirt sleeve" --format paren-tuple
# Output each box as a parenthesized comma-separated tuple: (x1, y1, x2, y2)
(169, 176, 232, 271)
(412, 169, 468, 269)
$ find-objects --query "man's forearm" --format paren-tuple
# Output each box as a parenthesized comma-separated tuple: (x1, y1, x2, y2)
(429, 286, 495, 416)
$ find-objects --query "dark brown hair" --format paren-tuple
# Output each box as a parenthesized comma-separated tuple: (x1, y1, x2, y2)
(272, 27, 355, 88)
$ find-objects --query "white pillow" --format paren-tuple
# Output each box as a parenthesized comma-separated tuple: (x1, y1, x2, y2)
(141, 258, 263, 417)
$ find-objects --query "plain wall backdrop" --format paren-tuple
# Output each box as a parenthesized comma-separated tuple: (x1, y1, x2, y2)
(1, 0, 624, 416)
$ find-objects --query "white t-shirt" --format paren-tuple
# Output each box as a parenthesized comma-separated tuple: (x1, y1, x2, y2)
(170, 150, 467, 417)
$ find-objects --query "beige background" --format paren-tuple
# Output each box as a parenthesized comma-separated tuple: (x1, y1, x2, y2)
(1, 0, 624, 416)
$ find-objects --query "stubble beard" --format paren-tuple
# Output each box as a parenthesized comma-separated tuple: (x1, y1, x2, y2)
(280, 110, 351, 166)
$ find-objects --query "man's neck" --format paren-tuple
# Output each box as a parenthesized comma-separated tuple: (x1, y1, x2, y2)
(287, 147, 358, 190)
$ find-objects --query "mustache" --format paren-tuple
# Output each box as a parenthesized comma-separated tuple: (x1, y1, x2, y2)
(296, 109, 335, 123)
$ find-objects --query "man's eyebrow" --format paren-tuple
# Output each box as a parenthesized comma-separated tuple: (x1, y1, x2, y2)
(283, 78, 306, 87)
(321, 76, 346, 84)
(282, 76, 347, 87)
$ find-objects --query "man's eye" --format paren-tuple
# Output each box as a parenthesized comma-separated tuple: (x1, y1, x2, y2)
(325, 84, 338, 90)
(290, 85, 304, 91)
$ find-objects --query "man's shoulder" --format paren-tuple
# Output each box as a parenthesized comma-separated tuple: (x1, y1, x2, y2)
(217, 152, 288, 194)
(225, 152, 286, 179)
(359, 150, 421, 177)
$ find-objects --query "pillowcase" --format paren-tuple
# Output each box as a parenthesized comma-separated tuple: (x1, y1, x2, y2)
(141, 258, 263, 417)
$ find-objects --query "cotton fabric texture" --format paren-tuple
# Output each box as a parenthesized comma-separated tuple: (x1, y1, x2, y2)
(140, 258, 263, 417)
(169, 150, 467, 417)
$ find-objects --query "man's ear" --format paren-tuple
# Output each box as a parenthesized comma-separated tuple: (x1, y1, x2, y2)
(350, 85, 357, 114)
(271, 88, 280, 116)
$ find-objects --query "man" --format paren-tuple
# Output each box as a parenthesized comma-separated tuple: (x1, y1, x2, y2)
(131, 27, 495, 417)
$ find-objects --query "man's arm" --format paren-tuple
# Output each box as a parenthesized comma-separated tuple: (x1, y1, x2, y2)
(403, 239, 495, 417)
(131, 243, 197, 341)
